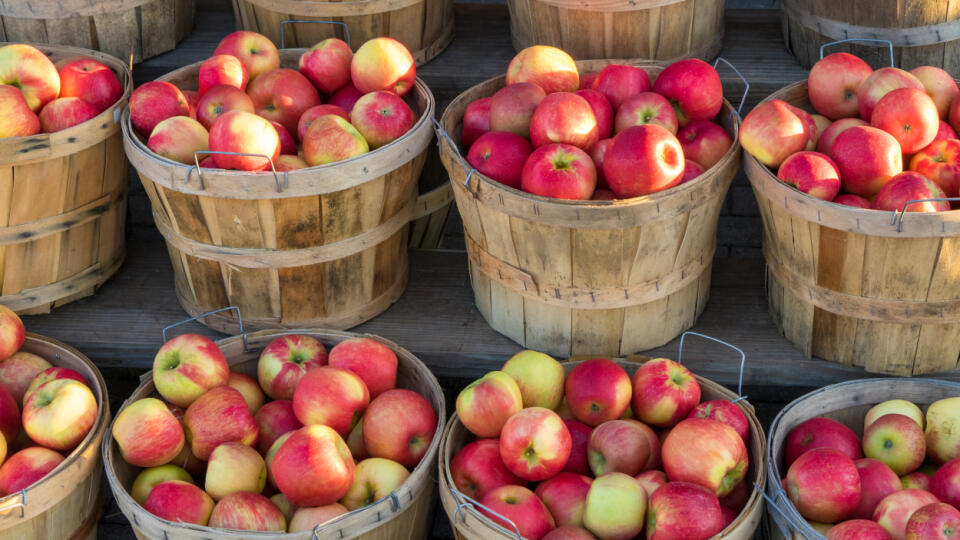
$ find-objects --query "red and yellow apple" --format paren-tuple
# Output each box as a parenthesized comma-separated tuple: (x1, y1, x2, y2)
(257, 334, 328, 400)
(271, 424, 355, 507)
(212, 31, 280, 81)
(350, 37, 416, 96)
(603, 124, 684, 198)
(499, 406, 571, 481)
(564, 358, 632, 427)
(302, 114, 369, 166)
(209, 110, 281, 171)
(208, 491, 286, 532)
(198, 54, 248, 96)
(205, 441, 266, 500)
(663, 418, 748, 496)
(292, 365, 369, 436)
(112, 397, 184, 467)
(38, 97, 99, 133)
(808, 52, 873, 119)
(182, 386, 259, 460)
(362, 388, 437, 468)
(340, 457, 410, 510)
(450, 438, 525, 500)
(196, 84, 254, 130)
(506, 45, 579, 94)
(147, 116, 209, 164)
(58, 58, 122, 113)
(22, 379, 96, 450)
(298, 38, 352, 94)
(152, 333, 229, 408)
(456, 370, 523, 438)
(350, 90, 416, 149)
(143, 480, 214, 525)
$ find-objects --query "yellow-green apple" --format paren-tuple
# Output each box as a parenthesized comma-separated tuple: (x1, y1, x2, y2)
(614, 92, 678, 135)
(275, 154, 307, 171)
(183, 89, 198, 119)
(873, 171, 950, 212)
(198, 54, 248, 97)
(813, 114, 832, 144)
(807, 52, 873, 119)
(130, 464, 192, 505)
(225, 372, 263, 413)
(561, 418, 592, 475)
(22, 379, 96, 450)
(529, 92, 599, 149)
(271, 424, 355, 506)
(777, 150, 842, 201)
(871, 88, 939, 154)
(906, 502, 960, 539)
(247, 68, 321, 136)
(911, 66, 959, 119)
(462, 97, 492, 149)
(663, 418, 748, 496)
(834, 194, 873, 208)
(350, 37, 416, 96)
(269, 493, 297, 521)
(543, 526, 597, 540)
(143, 479, 214, 525)
(858, 67, 925, 120)
(23, 366, 85, 404)
(288, 503, 349, 532)
(302, 114, 369, 165)
(292, 366, 369, 436)
(926, 397, 960, 463)
(0, 351, 52, 405)
(931, 457, 960, 508)
(58, 58, 122, 113)
(0, 306, 22, 363)
(38, 97, 98, 133)
(456, 370, 523, 437)
(264, 431, 291, 490)
(564, 358, 631, 427)
(828, 520, 896, 540)
(297, 104, 349, 141)
(196, 84, 254, 130)
(254, 399, 301, 454)
(0, 86, 39, 138)
(830, 125, 903, 197)
(937, 120, 958, 141)
(183, 386, 259, 460)
(299, 38, 352, 94)
(213, 31, 280, 81)
(582, 472, 647, 540)
(256, 334, 327, 400)
(535, 472, 592, 527)
(209, 109, 281, 170)
(874, 489, 940, 539)
(687, 399, 750, 442)
(147, 116, 209, 164)
(635, 470, 667, 497)
(867, 400, 925, 431)
(785, 416, 862, 466)
(853, 457, 904, 519)
(739, 99, 810, 167)
(603, 124, 685, 198)
(677, 120, 733, 170)
(112, 397, 183, 467)
(0, 44, 59, 112)
(0, 446, 62, 495)
(587, 419, 653, 476)
(652, 58, 723, 127)
(341, 457, 410, 510)
(450, 438, 525, 500)
(362, 388, 436, 467)
(328, 337, 397, 399)
(350, 90, 415, 149)
(645, 481, 723, 540)
(347, 418, 368, 460)
(490, 82, 546, 138)
(787, 448, 861, 523)
(817, 117, 868, 157)
(208, 491, 286, 531)
(129, 81, 190, 137)
(864, 413, 926, 475)
(575, 89, 613, 140)
(630, 357, 700, 428)
(501, 350, 565, 410)
(521, 142, 597, 199)
(270, 120, 296, 155)
(152, 333, 229, 408)
(910, 139, 960, 197)
(591, 64, 650, 111)
(507, 45, 579, 94)
(205, 441, 266, 500)
(328, 83, 363, 114)
(903, 471, 931, 491)
(0, 384, 16, 446)
(467, 131, 533, 189)
(480, 484, 556, 540)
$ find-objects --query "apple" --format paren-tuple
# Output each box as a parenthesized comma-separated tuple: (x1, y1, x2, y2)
(905, 502, 960, 539)
(911, 66, 959, 119)
(631, 357, 700, 428)
(147, 116, 209, 164)
(687, 399, 749, 443)
(38, 97, 99, 133)
(777, 150, 842, 201)
(663, 418, 748, 496)
(646, 481, 724, 540)
(874, 489, 940, 539)
(785, 416, 862, 466)
(456, 370, 523, 437)
(679, 160, 705, 185)
(302, 114, 369, 166)
(130, 464, 192, 505)
(614, 92, 678, 135)
(827, 520, 896, 540)
(0, 44, 59, 112)
(351, 37, 416, 96)
(183, 386, 258, 460)
(228, 372, 264, 413)
(196, 84, 254, 130)
(834, 194, 873, 208)
(931, 457, 960, 509)
(507, 45, 579, 94)
(143, 480, 214, 525)
(590, 138, 613, 188)
(198, 54, 248, 97)
(271, 424, 355, 506)
(677, 120, 733, 170)
(0, 384, 17, 446)
(562, 418, 592, 475)
(298, 38, 352, 94)
(864, 414, 926, 475)
(635, 470, 668, 497)
(873, 171, 950, 212)
(208, 491, 286, 531)
(275, 154, 307, 171)
(112, 397, 183, 467)
(786, 448, 861, 523)
(530, 92, 599, 150)
(818, 118, 869, 155)
(270, 120, 297, 155)
(587, 419, 653, 476)
(209, 109, 281, 170)
(362, 388, 436, 468)
(926, 397, 960, 464)
(592, 64, 650, 111)
(937, 121, 958, 141)
(739, 99, 810, 167)
(247, 68, 321, 136)
(0, 446, 62, 496)
(292, 366, 369, 436)
(341, 457, 409, 510)
(853, 457, 904, 520)
(501, 350, 565, 410)
(350, 90, 415, 149)
(451, 438, 525, 500)
(22, 366, 85, 404)
(564, 358, 631, 427)
(603, 124, 684, 198)
(582, 472, 647, 540)
(858, 67, 925, 120)
(868, 400, 925, 431)
(0, 305, 23, 362)
(652, 58, 723, 127)
(297, 104, 350, 141)
(575, 89, 613, 140)
(903, 472, 931, 491)
(255, 399, 302, 454)
(719, 477, 749, 513)
(288, 503, 349, 532)
(871, 88, 939, 154)
(58, 58, 122, 113)
(467, 131, 533, 189)
(328, 83, 364, 114)
(183, 90, 198, 119)
(22, 379, 96, 451)
(500, 407, 571, 481)
(480, 484, 556, 540)
(813, 114, 832, 142)
(580, 72, 598, 89)
(950, 97, 960, 135)
(0, 352, 51, 406)
(212, 31, 280, 81)
(807, 52, 873, 119)
(205, 441, 266, 500)
(543, 527, 597, 540)
(462, 97, 492, 149)
(264, 431, 291, 490)
(490, 82, 546, 138)
(270, 493, 297, 521)
(129, 81, 190, 137)
(152, 333, 229, 408)
(831, 125, 904, 197)
(0, 86, 39, 138)
(521, 143, 597, 199)
(257, 334, 328, 401)
(347, 419, 369, 461)
(536, 472, 592, 527)
(910, 139, 960, 197)
(789, 104, 818, 150)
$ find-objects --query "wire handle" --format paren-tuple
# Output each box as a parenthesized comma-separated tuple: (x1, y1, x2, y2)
(186, 151, 286, 192)
(891, 197, 960, 231)
(757, 484, 822, 538)
(450, 487, 523, 540)
(677, 331, 747, 399)
(0, 489, 26, 518)
(712, 57, 749, 119)
(161, 306, 246, 351)
(820, 39, 895, 67)
(431, 117, 478, 191)
(309, 490, 402, 540)
(280, 20, 351, 49)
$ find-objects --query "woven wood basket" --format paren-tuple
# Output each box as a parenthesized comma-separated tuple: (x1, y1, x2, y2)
(103, 327, 445, 540)
(0, 333, 110, 540)
(0, 0, 194, 64)
(438, 59, 740, 358)
(507, 0, 723, 61)
(231, 0, 454, 65)
(766, 378, 960, 540)
(0, 43, 130, 315)
(744, 79, 960, 376)
(438, 356, 767, 540)
(124, 49, 434, 333)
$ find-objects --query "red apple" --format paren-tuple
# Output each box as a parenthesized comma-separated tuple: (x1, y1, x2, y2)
(451, 438, 525, 500)
(196, 84, 254, 130)
(362, 388, 436, 468)
(937, 121, 959, 141)
(911, 66, 959, 119)
(874, 489, 940, 539)
(858, 67, 925, 121)
(0, 384, 16, 446)
(147, 116, 209, 165)
(0, 305, 23, 363)
(254, 399, 301, 455)
(739, 99, 811, 167)
(292, 366, 368, 436)
(791, 104, 819, 150)
(871, 88, 939, 154)
(129, 81, 190, 137)
(269, 120, 296, 155)
(256, 334, 327, 400)
(209, 110, 281, 171)
(183, 90, 198, 119)
(297, 104, 349, 141)
(302, 114, 368, 166)
(831, 125, 903, 197)
(350, 90, 415, 149)
(777, 150, 842, 201)
(905, 502, 960, 539)
(785, 417, 862, 466)
(213, 31, 280, 81)
(663, 418, 748, 496)
(687, 399, 750, 442)
(564, 358, 632, 427)
(521, 143, 596, 200)
(58, 58, 122, 113)
(456, 370, 523, 438)
(853, 457, 904, 520)
(646, 481, 724, 540)
(590, 138, 613, 189)
(604, 124, 684, 198)
(272, 424, 355, 506)
(227, 372, 264, 413)
(246, 68, 321, 136)
(183, 386, 258, 460)
(467, 131, 534, 189)
(587, 419, 653, 476)
(143, 480, 214, 525)
(481, 486, 556, 540)
(827, 520, 895, 540)
(562, 418, 592, 475)
(0, 86, 39, 138)
(817, 118, 869, 155)
(0, 44, 60, 112)
(327, 337, 397, 399)
(636, 470, 668, 497)
(719, 477, 749, 513)
(208, 491, 285, 531)
(834, 193, 873, 208)
(931, 457, 960, 509)
(298, 38, 352, 94)
(328, 83, 364, 114)
(631, 357, 700, 428)
(808, 52, 873, 120)
(873, 171, 950, 212)
(489, 82, 546, 138)
(462, 97, 492, 149)
(38, 97, 98, 133)
(580, 72, 598, 90)
(614, 92, 678, 135)
(677, 120, 733, 170)
(506, 45, 579, 94)
(530, 92, 599, 149)
(543, 526, 596, 540)
(652, 58, 723, 127)
(910, 139, 960, 197)
(0, 352, 51, 405)
(575, 89, 613, 140)
(592, 64, 651, 111)
(787, 448, 861, 523)
(536, 472, 592, 527)
(950, 96, 960, 135)
(500, 407, 571, 481)
(112, 397, 184, 467)
(198, 54, 249, 97)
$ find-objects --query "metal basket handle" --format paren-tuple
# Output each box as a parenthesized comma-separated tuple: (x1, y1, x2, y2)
(891, 197, 960, 231)
(677, 331, 747, 399)
(280, 20, 351, 49)
(0, 489, 27, 519)
(712, 56, 749, 120)
(187, 151, 287, 192)
(309, 491, 401, 540)
(161, 306, 247, 352)
(431, 117, 478, 192)
(449, 487, 522, 540)
(820, 39, 895, 68)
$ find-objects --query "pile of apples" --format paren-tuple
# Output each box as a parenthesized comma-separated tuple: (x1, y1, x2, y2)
(458, 46, 734, 201)
(130, 31, 419, 172)
(450, 352, 753, 540)
(742, 52, 960, 213)
(0, 305, 99, 496)
(0, 43, 123, 138)
(779, 398, 960, 539)
(110, 333, 438, 532)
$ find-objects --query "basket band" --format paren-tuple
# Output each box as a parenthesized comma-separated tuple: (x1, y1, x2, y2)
(413, 183, 454, 220)
(465, 234, 714, 309)
(527, 0, 687, 14)
(0, 254, 124, 312)
(782, 1, 960, 47)
(238, 0, 423, 18)
(0, 0, 150, 18)
(765, 246, 960, 324)
(0, 188, 125, 246)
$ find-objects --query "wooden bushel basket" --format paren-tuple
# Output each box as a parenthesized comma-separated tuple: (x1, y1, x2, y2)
(0, 0, 194, 64)
(437, 59, 741, 358)
(0, 43, 130, 315)
(744, 79, 960, 376)
(103, 327, 446, 540)
(124, 49, 434, 333)
(765, 378, 960, 540)
(231, 0, 454, 65)
(0, 334, 110, 540)
(507, 0, 724, 61)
